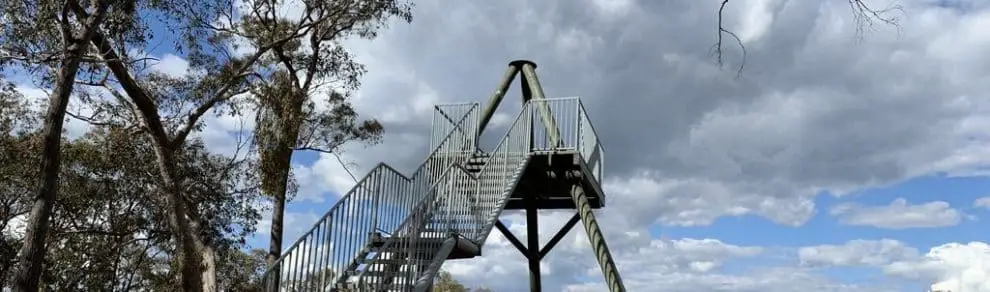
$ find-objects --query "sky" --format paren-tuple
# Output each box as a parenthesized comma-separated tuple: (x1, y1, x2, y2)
(8, 0, 990, 291)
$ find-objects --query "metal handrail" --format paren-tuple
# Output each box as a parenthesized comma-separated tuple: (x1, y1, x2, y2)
(352, 100, 538, 290)
(352, 162, 477, 290)
(467, 101, 534, 245)
(260, 103, 478, 290)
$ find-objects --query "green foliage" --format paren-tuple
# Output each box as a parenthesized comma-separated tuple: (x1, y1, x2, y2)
(2, 0, 413, 289)
(433, 270, 495, 292)
(251, 0, 409, 198)
(433, 270, 469, 292)
(1, 116, 262, 290)
(215, 248, 268, 291)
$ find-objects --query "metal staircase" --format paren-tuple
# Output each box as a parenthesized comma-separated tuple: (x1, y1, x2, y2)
(261, 67, 611, 291)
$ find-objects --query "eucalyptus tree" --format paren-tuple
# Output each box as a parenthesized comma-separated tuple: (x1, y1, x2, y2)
(50, 0, 412, 290)
(0, 1, 118, 289)
(2, 109, 263, 291)
(247, 0, 411, 272)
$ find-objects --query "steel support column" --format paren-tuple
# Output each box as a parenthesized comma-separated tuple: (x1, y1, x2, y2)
(571, 184, 625, 292)
(526, 194, 542, 292)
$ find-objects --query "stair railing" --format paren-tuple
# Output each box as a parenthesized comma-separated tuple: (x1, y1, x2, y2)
(465, 101, 534, 245)
(351, 99, 542, 290)
(260, 103, 478, 291)
(352, 162, 477, 290)
(471, 97, 604, 246)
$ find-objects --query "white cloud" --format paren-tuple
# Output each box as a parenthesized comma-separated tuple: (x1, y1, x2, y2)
(192, 109, 255, 156)
(600, 174, 815, 228)
(975, 196, 990, 209)
(564, 267, 894, 292)
(14, 84, 98, 140)
(149, 54, 191, 77)
(885, 242, 990, 292)
(799, 239, 919, 267)
(256, 206, 323, 248)
(830, 198, 962, 229)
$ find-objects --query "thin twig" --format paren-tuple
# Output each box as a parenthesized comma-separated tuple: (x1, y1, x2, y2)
(712, 0, 901, 77)
(294, 146, 360, 183)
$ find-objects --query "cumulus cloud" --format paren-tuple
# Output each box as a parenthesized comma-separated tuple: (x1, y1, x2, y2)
(788, 239, 990, 291)
(255, 205, 323, 246)
(446, 214, 772, 291)
(829, 198, 962, 229)
(799, 239, 920, 267)
(300, 0, 990, 235)
(885, 242, 990, 292)
(13, 84, 93, 139)
(564, 267, 896, 292)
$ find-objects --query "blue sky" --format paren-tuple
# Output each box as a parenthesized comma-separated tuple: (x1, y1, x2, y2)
(7, 0, 990, 291)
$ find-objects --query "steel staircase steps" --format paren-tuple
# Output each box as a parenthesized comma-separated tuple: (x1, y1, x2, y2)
(264, 100, 560, 292)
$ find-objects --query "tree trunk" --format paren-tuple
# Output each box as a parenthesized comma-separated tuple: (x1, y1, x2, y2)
(264, 175, 288, 289)
(265, 152, 292, 265)
(262, 123, 300, 271)
(149, 143, 216, 292)
(11, 47, 85, 292)
(12, 3, 110, 289)
(260, 94, 304, 287)
(266, 185, 288, 261)
(82, 25, 219, 290)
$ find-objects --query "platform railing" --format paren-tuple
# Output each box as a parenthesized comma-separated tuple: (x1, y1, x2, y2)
(528, 97, 605, 183)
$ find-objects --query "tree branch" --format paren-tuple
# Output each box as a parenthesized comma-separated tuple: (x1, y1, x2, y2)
(294, 146, 360, 183)
(713, 0, 746, 79)
(713, 0, 901, 77)
(169, 28, 319, 149)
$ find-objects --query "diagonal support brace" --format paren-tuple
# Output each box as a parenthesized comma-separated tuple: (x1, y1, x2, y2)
(571, 184, 626, 292)
(494, 213, 588, 260)
(494, 220, 528, 256)
(477, 64, 521, 136)
(538, 213, 581, 260)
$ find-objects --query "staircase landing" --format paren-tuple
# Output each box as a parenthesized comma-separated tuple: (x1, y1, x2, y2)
(504, 151, 605, 210)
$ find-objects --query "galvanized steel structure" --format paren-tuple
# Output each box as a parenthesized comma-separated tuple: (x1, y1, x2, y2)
(261, 61, 625, 291)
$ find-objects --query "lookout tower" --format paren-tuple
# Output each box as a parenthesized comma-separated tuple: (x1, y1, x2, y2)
(262, 61, 624, 292)
(472, 60, 621, 292)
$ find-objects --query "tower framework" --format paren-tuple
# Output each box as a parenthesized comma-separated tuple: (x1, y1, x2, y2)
(262, 60, 625, 292)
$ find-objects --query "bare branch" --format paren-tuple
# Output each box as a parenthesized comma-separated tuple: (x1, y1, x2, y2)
(294, 146, 360, 183)
(713, 0, 902, 77)
(712, 0, 747, 79)
(65, 109, 116, 126)
(848, 0, 905, 41)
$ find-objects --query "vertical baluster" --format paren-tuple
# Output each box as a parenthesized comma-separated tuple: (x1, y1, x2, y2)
(371, 168, 381, 238)
(333, 210, 342, 288)
(316, 216, 326, 289)
(291, 239, 302, 290)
